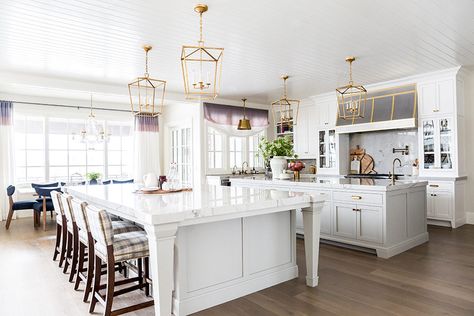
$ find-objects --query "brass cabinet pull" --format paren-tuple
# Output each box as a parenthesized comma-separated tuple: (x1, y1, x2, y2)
(429, 184, 439, 188)
(351, 195, 362, 200)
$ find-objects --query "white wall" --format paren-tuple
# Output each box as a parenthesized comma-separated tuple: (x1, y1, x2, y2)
(464, 69, 474, 223)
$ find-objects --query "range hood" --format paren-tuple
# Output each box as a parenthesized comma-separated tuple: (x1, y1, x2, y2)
(336, 84, 417, 133)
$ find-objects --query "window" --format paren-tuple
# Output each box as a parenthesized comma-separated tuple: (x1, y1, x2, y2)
(170, 126, 192, 186)
(207, 127, 224, 170)
(13, 115, 132, 184)
(229, 137, 244, 168)
(205, 125, 265, 173)
(14, 116, 46, 183)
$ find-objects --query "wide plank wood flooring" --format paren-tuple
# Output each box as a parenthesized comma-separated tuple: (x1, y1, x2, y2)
(1, 218, 473, 315)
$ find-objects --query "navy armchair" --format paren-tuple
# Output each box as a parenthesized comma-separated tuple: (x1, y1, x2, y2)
(5, 185, 37, 229)
(33, 186, 62, 230)
(111, 179, 134, 184)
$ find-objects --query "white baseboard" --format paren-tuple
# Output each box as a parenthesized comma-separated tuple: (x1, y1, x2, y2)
(174, 265, 298, 316)
(466, 212, 474, 225)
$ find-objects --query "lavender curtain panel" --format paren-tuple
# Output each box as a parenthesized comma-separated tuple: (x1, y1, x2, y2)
(203, 102, 269, 128)
(133, 115, 161, 184)
(134, 115, 159, 133)
(0, 101, 14, 221)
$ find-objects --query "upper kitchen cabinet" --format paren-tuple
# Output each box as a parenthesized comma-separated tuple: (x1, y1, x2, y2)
(313, 95, 338, 128)
(293, 104, 318, 158)
(417, 67, 467, 177)
(418, 78, 455, 117)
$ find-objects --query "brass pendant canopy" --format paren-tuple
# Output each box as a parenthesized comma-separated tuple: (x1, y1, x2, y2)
(128, 45, 167, 117)
(181, 4, 224, 100)
(271, 75, 300, 126)
(237, 98, 251, 130)
(336, 56, 367, 120)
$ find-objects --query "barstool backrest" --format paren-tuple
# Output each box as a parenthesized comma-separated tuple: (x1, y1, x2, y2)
(85, 204, 114, 246)
(51, 190, 65, 217)
(71, 198, 89, 233)
(60, 193, 75, 225)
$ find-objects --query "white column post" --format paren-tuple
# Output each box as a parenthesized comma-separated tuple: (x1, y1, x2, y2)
(145, 222, 178, 316)
(302, 200, 323, 287)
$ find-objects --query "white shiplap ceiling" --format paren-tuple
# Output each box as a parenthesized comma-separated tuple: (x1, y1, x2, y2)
(0, 0, 473, 104)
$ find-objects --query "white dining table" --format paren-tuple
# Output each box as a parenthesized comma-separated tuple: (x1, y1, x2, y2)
(67, 183, 323, 316)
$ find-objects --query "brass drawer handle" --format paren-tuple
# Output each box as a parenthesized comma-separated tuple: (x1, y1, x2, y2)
(351, 195, 362, 200)
(429, 184, 439, 188)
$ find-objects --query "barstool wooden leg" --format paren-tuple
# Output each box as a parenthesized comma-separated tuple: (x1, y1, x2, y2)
(74, 242, 86, 290)
(104, 250, 116, 316)
(69, 227, 79, 282)
(63, 231, 73, 273)
(58, 221, 68, 268)
(144, 257, 150, 296)
(83, 238, 95, 302)
(53, 223, 61, 261)
(89, 255, 102, 313)
(137, 258, 143, 290)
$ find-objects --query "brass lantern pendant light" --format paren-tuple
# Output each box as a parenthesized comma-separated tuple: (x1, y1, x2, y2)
(237, 98, 251, 130)
(271, 75, 300, 126)
(336, 56, 367, 120)
(128, 45, 166, 117)
(181, 4, 224, 100)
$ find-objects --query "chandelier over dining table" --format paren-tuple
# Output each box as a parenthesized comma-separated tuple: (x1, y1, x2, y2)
(181, 3, 224, 100)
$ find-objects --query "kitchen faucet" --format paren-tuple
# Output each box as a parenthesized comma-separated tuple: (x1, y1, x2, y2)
(241, 161, 249, 174)
(232, 165, 238, 175)
(390, 158, 402, 185)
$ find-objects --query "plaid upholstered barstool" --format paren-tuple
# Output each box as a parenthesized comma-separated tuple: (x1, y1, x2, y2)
(86, 204, 153, 316)
(51, 190, 67, 267)
(69, 197, 143, 302)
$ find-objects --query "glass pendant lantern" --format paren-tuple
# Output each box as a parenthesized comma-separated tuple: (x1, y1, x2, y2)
(271, 75, 300, 127)
(128, 45, 166, 117)
(336, 56, 367, 120)
(181, 4, 224, 100)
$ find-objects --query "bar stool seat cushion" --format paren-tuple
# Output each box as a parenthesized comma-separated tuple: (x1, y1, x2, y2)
(12, 200, 37, 210)
(32, 200, 54, 212)
(95, 231, 149, 262)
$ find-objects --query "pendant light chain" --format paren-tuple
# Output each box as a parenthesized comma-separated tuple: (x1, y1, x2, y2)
(348, 59, 353, 85)
(89, 94, 94, 117)
(199, 12, 204, 45)
(144, 49, 149, 78)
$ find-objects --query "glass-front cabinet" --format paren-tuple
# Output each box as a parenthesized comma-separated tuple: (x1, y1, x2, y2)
(318, 129, 337, 169)
(422, 117, 453, 171)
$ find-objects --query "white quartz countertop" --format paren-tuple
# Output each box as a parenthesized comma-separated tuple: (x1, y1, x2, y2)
(66, 184, 311, 226)
(230, 175, 428, 192)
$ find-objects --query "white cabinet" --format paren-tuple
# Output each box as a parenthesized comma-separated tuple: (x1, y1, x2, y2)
(418, 78, 455, 117)
(426, 182, 454, 221)
(315, 98, 337, 128)
(333, 202, 382, 244)
(333, 203, 357, 239)
(420, 117, 455, 172)
(293, 106, 317, 158)
(357, 205, 383, 243)
(318, 129, 337, 170)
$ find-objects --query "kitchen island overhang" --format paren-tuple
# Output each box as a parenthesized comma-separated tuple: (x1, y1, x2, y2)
(231, 176, 429, 259)
(67, 184, 324, 316)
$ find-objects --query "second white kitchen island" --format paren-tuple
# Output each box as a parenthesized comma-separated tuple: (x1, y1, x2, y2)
(231, 176, 429, 259)
(67, 183, 323, 316)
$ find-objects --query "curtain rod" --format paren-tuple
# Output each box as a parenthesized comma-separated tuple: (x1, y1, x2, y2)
(12, 100, 131, 113)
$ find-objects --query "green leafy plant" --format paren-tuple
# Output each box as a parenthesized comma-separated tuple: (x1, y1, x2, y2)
(86, 172, 101, 181)
(257, 136, 297, 166)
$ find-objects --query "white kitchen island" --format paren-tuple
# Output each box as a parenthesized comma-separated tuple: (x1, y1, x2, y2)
(67, 184, 323, 316)
(231, 176, 429, 259)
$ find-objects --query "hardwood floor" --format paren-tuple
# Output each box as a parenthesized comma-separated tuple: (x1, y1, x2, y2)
(1, 218, 473, 315)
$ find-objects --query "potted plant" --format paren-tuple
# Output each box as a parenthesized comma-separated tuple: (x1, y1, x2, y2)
(257, 136, 297, 179)
(86, 172, 101, 185)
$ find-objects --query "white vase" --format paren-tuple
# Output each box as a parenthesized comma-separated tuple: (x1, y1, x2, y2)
(270, 156, 287, 179)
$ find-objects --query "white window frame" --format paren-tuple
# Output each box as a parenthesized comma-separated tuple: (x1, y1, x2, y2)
(205, 123, 266, 175)
(13, 113, 132, 184)
(169, 124, 193, 187)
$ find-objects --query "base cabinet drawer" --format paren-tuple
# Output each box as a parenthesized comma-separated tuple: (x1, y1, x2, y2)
(333, 191, 383, 205)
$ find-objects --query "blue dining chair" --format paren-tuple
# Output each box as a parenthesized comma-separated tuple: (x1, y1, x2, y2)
(5, 185, 37, 229)
(33, 186, 62, 230)
(111, 179, 134, 184)
(102, 180, 111, 185)
(31, 182, 66, 203)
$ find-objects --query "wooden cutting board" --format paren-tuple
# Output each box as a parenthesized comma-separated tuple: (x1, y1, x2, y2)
(350, 147, 376, 174)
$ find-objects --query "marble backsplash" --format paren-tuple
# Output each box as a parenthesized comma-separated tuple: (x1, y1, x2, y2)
(349, 129, 419, 175)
